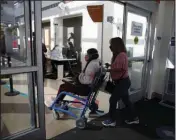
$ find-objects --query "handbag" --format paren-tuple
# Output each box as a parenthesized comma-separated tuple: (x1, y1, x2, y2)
(105, 70, 126, 94)
(105, 74, 115, 93)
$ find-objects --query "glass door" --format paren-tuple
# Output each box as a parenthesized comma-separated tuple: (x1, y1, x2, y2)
(1, 1, 45, 139)
(124, 6, 151, 101)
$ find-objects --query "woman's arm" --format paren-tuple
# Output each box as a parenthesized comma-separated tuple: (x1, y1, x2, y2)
(78, 72, 94, 85)
(78, 61, 99, 84)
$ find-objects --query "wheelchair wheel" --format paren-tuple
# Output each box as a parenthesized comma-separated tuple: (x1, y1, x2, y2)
(52, 110, 60, 120)
(76, 118, 87, 129)
(89, 102, 98, 112)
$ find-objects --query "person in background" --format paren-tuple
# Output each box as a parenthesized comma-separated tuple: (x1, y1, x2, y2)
(0, 30, 6, 56)
(102, 37, 139, 127)
(50, 45, 61, 73)
(32, 32, 47, 82)
(0, 30, 7, 85)
(46, 48, 100, 115)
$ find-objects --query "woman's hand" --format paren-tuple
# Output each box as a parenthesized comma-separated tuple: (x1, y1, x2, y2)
(105, 63, 110, 68)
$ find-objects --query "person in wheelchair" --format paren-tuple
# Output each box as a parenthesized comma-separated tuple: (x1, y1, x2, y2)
(54, 48, 101, 114)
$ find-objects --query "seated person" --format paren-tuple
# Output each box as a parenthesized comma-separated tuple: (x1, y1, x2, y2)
(54, 48, 100, 113)
(50, 45, 63, 73)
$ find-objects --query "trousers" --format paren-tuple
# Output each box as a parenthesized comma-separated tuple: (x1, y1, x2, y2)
(109, 77, 137, 121)
(55, 82, 90, 103)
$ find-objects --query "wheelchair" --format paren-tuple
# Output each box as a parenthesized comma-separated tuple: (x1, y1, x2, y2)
(49, 66, 106, 129)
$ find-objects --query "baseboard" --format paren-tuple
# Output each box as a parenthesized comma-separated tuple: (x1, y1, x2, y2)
(151, 92, 162, 100)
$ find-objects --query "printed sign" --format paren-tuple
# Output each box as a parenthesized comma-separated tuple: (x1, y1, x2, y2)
(131, 21, 143, 36)
(87, 5, 103, 22)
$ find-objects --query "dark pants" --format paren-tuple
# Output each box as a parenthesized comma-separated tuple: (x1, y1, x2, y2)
(56, 82, 90, 103)
(109, 77, 137, 121)
(51, 60, 57, 73)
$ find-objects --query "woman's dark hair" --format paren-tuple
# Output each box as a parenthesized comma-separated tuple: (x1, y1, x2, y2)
(87, 48, 99, 60)
(83, 48, 99, 73)
(110, 37, 127, 62)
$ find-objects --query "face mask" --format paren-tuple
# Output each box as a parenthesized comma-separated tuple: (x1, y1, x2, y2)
(85, 55, 89, 62)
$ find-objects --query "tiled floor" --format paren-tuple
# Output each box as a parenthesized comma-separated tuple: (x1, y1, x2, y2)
(1, 74, 110, 139)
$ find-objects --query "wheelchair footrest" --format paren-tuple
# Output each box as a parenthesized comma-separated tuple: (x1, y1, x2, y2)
(96, 110, 104, 113)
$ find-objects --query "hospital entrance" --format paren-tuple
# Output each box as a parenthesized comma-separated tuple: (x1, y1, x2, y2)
(1, 1, 175, 140)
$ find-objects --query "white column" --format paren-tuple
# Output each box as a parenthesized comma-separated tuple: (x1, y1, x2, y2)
(102, 2, 114, 64)
(148, 1, 174, 99)
(50, 18, 55, 50)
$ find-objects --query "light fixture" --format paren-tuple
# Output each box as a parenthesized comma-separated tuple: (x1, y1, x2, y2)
(58, 2, 66, 10)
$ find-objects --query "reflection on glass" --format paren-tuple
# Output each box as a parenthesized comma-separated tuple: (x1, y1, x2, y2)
(128, 61, 144, 91)
(1, 1, 35, 68)
(126, 12, 147, 57)
(1, 72, 38, 138)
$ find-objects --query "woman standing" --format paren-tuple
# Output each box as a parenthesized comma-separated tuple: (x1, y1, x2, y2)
(102, 37, 139, 126)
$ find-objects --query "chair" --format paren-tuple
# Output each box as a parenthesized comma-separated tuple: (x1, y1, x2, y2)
(49, 66, 106, 129)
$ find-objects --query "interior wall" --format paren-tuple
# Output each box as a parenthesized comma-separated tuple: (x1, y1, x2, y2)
(148, 1, 175, 99)
(15, 1, 158, 65)
(51, 1, 125, 68)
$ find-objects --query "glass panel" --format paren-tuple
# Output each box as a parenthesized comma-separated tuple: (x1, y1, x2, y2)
(126, 12, 148, 57)
(1, 1, 35, 68)
(1, 72, 38, 138)
(128, 61, 144, 91)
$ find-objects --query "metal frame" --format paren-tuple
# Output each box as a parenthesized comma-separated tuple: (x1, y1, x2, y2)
(143, 12, 155, 97)
(124, 4, 151, 100)
(24, 0, 37, 129)
(2, 1, 46, 139)
(34, 0, 46, 137)
(1, 66, 38, 75)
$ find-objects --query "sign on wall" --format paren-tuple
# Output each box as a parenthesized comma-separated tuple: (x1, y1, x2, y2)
(87, 5, 103, 22)
(131, 21, 143, 36)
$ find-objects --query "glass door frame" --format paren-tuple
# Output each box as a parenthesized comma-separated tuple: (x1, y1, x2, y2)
(123, 4, 152, 101)
(1, 1, 46, 139)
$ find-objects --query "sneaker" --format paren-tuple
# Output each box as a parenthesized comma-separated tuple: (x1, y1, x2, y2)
(62, 105, 69, 111)
(102, 119, 116, 127)
(60, 102, 69, 111)
(125, 117, 139, 125)
(44, 97, 56, 108)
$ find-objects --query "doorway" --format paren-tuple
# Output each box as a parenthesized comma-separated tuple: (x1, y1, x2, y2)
(42, 22, 51, 51)
(63, 16, 83, 72)
(1, 1, 45, 139)
(124, 5, 151, 101)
